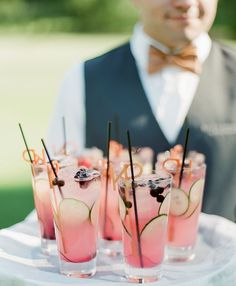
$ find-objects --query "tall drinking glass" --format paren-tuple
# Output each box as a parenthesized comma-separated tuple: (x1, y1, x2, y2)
(118, 171, 172, 283)
(165, 162, 206, 261)
(31, 163, 55, 254)
(51, 166, 101, 277)
(99, 162, 123, 256)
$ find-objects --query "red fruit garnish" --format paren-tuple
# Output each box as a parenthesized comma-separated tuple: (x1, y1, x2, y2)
(77, 157, 92, 168)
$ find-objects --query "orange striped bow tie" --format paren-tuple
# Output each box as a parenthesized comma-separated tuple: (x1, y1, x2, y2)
(148, 44, 201, 74)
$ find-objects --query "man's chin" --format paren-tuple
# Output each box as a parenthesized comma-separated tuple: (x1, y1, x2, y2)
(166, 19, 202, 40)
(172, 27, 202, 45)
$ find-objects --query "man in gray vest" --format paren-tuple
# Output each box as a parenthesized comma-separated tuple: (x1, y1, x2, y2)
(48, 0, 236, 221)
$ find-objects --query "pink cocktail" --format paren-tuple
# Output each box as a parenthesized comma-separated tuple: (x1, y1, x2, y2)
(118, 171, 172, 282)
(99, 171, 122, 255)
(98, 141, 124, 255)
(31, 163, 55, 254)
(167, 165, 206, 261)
(157, 146, 206, 261)
(51, 166, 101, 277)
(99, 141, 153, 256)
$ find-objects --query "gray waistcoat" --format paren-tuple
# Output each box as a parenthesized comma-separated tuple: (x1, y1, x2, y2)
(84, 42, 236, 221)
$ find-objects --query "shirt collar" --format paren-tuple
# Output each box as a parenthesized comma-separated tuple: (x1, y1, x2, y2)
(130, 23, 212, 72)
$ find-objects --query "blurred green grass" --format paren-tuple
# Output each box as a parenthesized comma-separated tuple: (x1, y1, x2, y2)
(0, 33, 128, 228)
(0, 185, 34, 228)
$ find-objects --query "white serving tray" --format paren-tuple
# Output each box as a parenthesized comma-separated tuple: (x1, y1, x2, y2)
(0, 212, 236, 286)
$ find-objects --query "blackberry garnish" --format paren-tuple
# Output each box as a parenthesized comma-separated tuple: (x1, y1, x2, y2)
(52, 178, 65, 187)
(150, 189, 159, 197)
(57, 180, 65, 187)
(156, 195, 165, 203)
(74, 167, 100, 182)
(74, 168, 89, 180)
(125, 201, 132, 209)
(149, 181, 166, 202)
(156, 187, 165, 194)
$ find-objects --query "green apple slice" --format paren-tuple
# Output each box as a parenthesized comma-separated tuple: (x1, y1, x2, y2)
(141, 214, 167, 238)
(52, 208, 60, 231)
(118, 196, 127, 221)
(189, 179, 205, 204)
(158, 192, 171, 215)
(59, 198, 90, 225)
(121, 219, 131, 237)
(89, 200, 99, 226)
(183, 179, 204, 219)
(169, 188, 189, 216)
(184, 202, 200, 219)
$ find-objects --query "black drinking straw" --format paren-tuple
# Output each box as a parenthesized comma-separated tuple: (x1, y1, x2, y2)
(114, 113, 120, 143)
(18, 123, 33, 163)
(103, 121, 112, 237)
(127, 130, 143, 268)
(178, 127, 190, 188)
(41, 138, 64, 198)
(41, 139, 58, 179)
(62, 116, 67, 155)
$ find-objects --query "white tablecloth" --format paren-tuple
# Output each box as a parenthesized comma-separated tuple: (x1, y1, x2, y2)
(0, 213, 236, 286)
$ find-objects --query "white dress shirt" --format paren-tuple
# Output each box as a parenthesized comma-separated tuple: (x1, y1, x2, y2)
(47, 24, 212, 154)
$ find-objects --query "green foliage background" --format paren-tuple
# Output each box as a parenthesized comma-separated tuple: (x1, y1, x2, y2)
(0, 0, 235, 37)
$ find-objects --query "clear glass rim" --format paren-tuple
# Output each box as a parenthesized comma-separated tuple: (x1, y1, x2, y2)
(30, 162, 47, 167)
(118, 170, 172, 186)
(178, 162, 206, 173)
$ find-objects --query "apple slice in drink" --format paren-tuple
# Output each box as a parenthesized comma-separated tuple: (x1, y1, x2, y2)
(184, 203, 200, 219)
(90, 200, 99, 226)
(158, 192, 171, 215)
(141, 214, 167, 237)
(121, 219, 132, 237)
(183, 179, 205, 218)
(189, 179, 205, 204)
(59, 198, 90, 225)
(52, 208, 60, 231)
(119, 196, 127, 221)
(140, 215, 167, 266)
(169, 188, 189, 216)
(57, 198, 90, 254)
